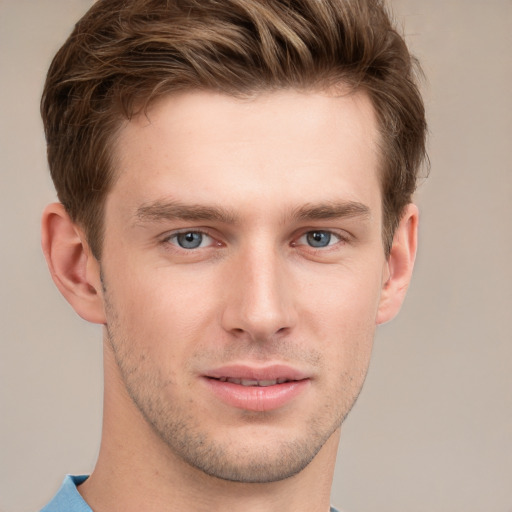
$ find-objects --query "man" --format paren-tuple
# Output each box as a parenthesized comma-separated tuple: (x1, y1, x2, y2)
(39, 0, 427, 510)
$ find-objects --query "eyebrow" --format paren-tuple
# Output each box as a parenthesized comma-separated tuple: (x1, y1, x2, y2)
(134, 200, 237, 225)
(134, 199, 371, 226)
(291, 201, 371, 222)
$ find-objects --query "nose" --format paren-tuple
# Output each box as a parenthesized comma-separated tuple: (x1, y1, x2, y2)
(221, 245, 297, 342)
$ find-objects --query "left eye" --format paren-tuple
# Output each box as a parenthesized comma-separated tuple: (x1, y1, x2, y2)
(170, 231, 212, 249)
(298, 231, 340, 248)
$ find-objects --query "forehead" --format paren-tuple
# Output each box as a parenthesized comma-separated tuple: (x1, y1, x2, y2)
(110, 89, 382, 221)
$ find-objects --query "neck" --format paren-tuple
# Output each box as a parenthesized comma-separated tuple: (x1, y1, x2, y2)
(79, 341, 339, 512)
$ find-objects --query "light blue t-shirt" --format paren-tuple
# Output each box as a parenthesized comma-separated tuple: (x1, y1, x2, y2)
(40, 474, 341, 512)
(40, 475, 92, 512)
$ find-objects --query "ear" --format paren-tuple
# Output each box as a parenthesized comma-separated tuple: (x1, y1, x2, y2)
(41, 203, 106, 324)
(376, 203, 418, 325)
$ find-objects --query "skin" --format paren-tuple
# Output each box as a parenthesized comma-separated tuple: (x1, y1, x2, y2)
(42, 89, 418, 512)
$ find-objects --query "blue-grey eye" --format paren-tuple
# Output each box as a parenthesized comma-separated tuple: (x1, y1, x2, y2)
(176, 232, 204, 249)
(306, 231, 332, 248)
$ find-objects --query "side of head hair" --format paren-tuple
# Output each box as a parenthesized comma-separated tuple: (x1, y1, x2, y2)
(41, 0, 427, 258)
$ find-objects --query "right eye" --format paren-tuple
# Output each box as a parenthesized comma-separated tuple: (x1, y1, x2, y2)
(295, 230, 343, 249)
(167, 231, 214, 250)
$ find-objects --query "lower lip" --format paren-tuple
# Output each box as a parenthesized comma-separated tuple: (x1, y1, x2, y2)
(203, 378, 310, 412)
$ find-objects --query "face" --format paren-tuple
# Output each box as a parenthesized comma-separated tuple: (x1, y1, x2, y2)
(99, 89, 389, 483)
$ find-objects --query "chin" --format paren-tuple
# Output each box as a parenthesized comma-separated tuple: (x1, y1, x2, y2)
(151, 413, 342, 484)
(177, 438, 322, 483)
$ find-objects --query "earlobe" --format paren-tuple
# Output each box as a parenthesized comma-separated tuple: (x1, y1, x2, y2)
(376, 203, 418, 325)
(41, 203, 106, 324)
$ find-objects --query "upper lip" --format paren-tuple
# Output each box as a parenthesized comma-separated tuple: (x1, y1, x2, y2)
(204, 364, 309, 382)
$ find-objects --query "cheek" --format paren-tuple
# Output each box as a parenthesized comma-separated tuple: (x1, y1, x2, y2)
(104, 262, 220, 354)
(300, 263, 382, 366)
(302, 261, 384, 328)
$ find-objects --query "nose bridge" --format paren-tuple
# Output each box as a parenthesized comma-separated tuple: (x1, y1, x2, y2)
(222, 240, 295, 340)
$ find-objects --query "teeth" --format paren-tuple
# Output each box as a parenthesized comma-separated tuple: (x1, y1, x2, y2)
(221, 378, 289, 387)
(241, 379, 259, 386)
(258, 379, 277, 387)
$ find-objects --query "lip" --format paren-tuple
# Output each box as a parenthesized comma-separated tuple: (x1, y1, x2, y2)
(203, 364, 311, 412)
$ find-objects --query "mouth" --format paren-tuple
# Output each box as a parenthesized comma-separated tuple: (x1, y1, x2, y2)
(203, 365, 310, 412)
(213, 377, 293, 387)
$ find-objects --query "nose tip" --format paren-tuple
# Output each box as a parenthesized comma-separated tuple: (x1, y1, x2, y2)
(221, 253, 296, 342)
(230, 291, 292, 341)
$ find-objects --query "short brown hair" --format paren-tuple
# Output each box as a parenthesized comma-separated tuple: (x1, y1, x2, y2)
(41, 0, 427, 258)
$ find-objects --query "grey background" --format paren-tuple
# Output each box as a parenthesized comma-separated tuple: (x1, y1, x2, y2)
(1, 1, 511, 511)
